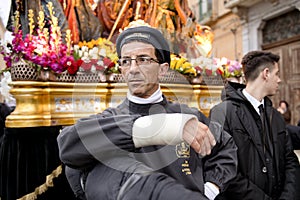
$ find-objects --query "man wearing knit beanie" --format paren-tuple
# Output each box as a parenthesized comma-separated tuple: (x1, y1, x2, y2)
(116, 26, 171, 65)
(58, 26, 237, 200)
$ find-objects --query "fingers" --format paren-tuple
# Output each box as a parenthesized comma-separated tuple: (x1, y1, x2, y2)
(197, 123, 216, 148)
(199, 135, 212, 157)
(193, 129, 212, 157)
(206, 129, 217, 147)
(183, 121, 216, 156)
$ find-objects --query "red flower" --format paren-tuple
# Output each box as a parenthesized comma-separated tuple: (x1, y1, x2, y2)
(108, 61, 115, 68)
(76, 59, 83, 67)
(103, 57, 113, 67)
(80, 62, 92, 71)
(216, 68, 223, 75)
(95, 65, 105, 71)
(194, 66, 203, 73)
(205, 69, 212, 76)
(90, 59, 98, 65)
(67, 59, 83, 75)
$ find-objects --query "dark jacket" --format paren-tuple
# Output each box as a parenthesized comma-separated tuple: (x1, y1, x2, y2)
(58, 96, 238, 198)
(287, 124, 300, 150)
(210, 82, 299, 200)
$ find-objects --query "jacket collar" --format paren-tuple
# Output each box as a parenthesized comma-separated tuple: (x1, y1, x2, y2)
(119, 95, 168, 115)
(224, 81, 273, 109)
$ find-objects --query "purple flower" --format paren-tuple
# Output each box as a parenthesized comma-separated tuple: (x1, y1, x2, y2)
(228, 66, 235, 73)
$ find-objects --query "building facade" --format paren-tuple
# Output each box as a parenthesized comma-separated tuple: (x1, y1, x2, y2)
(189, 0, 244, 61)
(224, 0, 300, 125)
(189, 0, 300, 125)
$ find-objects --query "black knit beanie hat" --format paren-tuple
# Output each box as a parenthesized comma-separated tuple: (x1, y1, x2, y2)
(116, 26, 171, 65)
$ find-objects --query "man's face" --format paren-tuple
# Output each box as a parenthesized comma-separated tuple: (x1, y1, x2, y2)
(266, 62, 281, 96)
(119, 41, 168, 98)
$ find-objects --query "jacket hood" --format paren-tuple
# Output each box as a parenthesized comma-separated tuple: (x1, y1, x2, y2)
(221, 81, 246, 102)
(222, 81, 273, 107)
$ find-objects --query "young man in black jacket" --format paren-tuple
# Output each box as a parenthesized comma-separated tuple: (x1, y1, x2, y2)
(58, 26, 238, 200)
(210, 51, 299, 200)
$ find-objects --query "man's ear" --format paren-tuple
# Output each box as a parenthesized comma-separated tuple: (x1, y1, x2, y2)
(158, 63, 169, 78)
(262, 67, 270, 80)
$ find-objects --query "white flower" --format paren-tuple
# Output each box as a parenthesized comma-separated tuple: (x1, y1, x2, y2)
(191, 56, 213, 68)
(99, 48, 106, 57)
(0, 71, 15, 104)
(82, 52, 90, 62)
(90, 65, 97, 73)
(73, 45, 79, 52)
(81, 46, 89, 52)
(97, 60, 104, 66)
(89, 47, 99, 59)
(78, 50, 83, 58)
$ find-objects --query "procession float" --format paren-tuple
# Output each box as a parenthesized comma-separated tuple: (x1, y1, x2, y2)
(0, 0, 245, 128)
(0, 1, 243, 199)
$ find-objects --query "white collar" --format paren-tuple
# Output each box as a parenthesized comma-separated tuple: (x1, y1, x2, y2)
(127, 87, 163, 104)
(242, 89, 264, 115)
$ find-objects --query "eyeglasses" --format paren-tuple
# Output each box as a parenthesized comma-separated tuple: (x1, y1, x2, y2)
(118, 56, 159, 67)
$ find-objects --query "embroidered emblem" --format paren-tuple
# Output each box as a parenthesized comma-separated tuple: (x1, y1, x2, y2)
(181, 160, 192, 175)
(176, 142, 190, 158)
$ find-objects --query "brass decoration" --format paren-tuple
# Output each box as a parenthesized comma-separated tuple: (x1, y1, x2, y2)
(192, 84, 223, 117)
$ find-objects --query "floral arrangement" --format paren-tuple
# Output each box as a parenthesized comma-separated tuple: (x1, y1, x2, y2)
(74, 37, 119, 74)
(214, 57, 243, 79)
(170, 54, 243, 79)
(170, 54, 218, 77)
(0, 2, 81, 75)
(170, 54, 197, 76)
(0, 5, 241, 82)
(190, 56, 218, 76)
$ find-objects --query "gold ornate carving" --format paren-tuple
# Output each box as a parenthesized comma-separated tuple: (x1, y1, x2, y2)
(6, 81, 223, 128)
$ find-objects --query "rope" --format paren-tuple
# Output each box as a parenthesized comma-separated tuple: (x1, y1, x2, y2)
(17, 165, 62, 200)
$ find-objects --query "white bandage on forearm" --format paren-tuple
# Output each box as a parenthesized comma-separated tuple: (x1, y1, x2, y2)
(132, 113, 197, 148)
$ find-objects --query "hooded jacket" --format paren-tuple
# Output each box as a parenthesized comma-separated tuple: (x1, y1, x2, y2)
(58, 96, 238, 199)
(210, 81, 299, 200)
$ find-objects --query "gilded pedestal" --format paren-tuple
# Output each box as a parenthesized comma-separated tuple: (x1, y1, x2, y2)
(6, 81, 223, 128)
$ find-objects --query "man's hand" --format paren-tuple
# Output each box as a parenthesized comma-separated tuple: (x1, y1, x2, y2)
(183, 118, 216, 156)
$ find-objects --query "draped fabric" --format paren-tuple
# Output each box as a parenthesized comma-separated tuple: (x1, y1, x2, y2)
(0, 126, 75, 200)
(0, 103, 12, 139)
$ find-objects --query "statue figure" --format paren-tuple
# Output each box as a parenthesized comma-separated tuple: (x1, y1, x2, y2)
(58, 0, 103, 44)
(7, 0, 69, 40)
